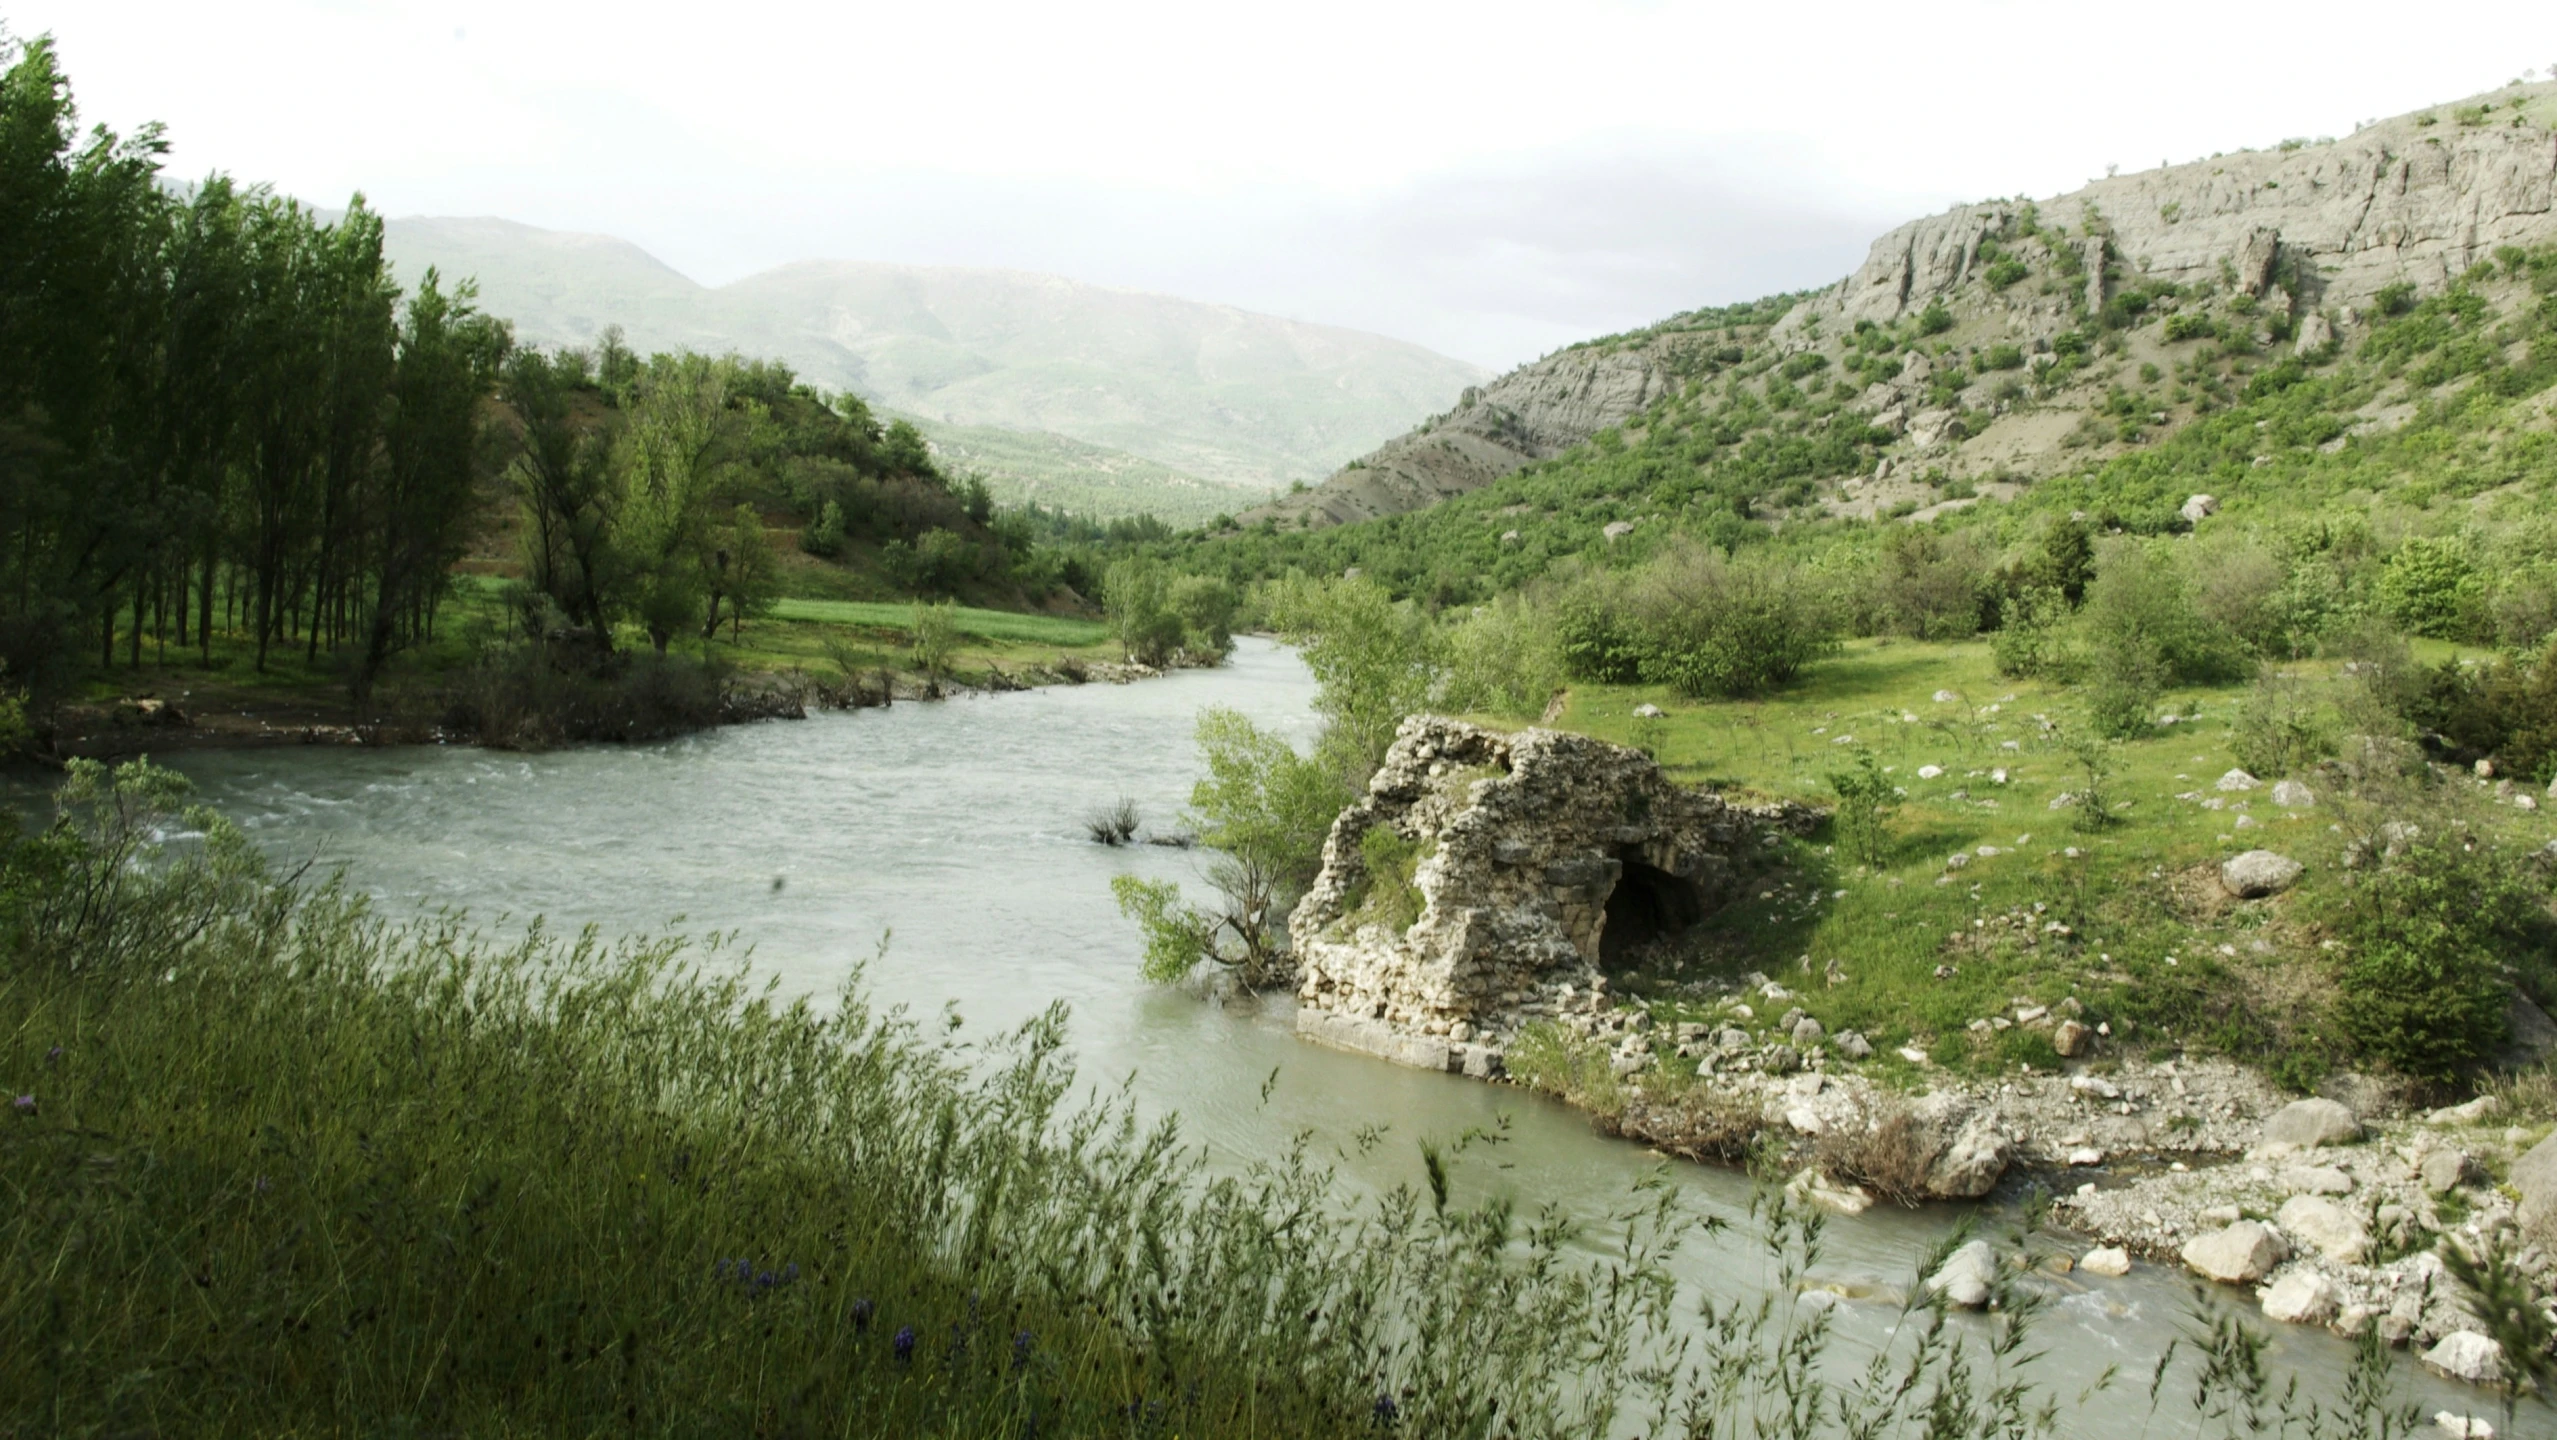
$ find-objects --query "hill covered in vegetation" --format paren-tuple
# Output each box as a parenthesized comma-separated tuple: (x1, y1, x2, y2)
(379, 217, 1490, 521)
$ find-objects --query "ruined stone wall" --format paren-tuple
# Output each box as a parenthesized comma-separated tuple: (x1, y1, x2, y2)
(1289, 715, 1814, 1074)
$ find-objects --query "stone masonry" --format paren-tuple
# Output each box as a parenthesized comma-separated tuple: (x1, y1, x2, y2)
(1290, 715, 1814, 1075)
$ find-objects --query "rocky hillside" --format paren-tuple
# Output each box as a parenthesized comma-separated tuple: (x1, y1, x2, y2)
(380, 218, 1488, 518)
(1253, 81, 2557, 530)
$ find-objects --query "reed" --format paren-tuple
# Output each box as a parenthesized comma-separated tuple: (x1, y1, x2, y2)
(0, 761, 2452, 1436)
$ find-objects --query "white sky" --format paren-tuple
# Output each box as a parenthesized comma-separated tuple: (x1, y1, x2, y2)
(16, 1, 2553, 368)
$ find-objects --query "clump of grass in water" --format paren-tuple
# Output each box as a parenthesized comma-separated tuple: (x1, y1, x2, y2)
(1084, 794, 1141, 845)
(0, 759, 2469, 1437)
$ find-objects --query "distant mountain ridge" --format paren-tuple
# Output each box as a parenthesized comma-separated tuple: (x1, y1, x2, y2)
(1256, 80, 2557, 529)
(378, 218, 1488, 519)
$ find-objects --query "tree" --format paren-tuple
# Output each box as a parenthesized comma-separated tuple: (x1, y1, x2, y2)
(703, 503, 778, 641)
(504, 348, 623, 647)
(1115, 707, 1347, 987)
(353, 272, 507, 701)
(1262, 572, 1438, 787)
(616, 353, 733, 654)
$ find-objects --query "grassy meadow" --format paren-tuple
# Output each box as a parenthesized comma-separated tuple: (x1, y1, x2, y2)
(1544, 636, 2551, 1089)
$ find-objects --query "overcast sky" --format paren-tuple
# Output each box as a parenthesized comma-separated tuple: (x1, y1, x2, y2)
(15, 1, 2552, 368)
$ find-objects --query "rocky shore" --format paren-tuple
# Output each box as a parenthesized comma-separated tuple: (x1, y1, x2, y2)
(1283, 714, 2557, 1399)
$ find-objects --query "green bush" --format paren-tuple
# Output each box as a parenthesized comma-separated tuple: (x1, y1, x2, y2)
(1823, 749, 1901, 867)
(1979, 344, 2026, 372)
(2377, 537, 2485, 640)
(2228, 668, 2336, 779)
(2163, 312, 2216, 343)
(1916, 301, 1955, 336)
(1625, 544, 1839, 698)
(1439, 592, 1564, 718)
(1984, 257, 2029, 291)
(2082, 539, 2249, 685)
(2329, 827, 2547, 1084)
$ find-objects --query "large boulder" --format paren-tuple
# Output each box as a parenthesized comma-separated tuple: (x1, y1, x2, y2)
(2221, 850, 2304, 899)
(1927, 1240, 1998, 1309)
(2421, 1332, 2508, 1388)
(2276, 1194, 2371, 1264)
(2079, 1246, 2132, 1277)
(2263, 1097, 2361, 1149)
(2183, 1221, 2288, 1284)
(2515, 1129, 2557, 1235)
(1920, 1101, 2015, 1199)
(2260, 1270, 2340, 1326)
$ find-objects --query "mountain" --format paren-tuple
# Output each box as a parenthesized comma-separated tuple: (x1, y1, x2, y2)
(378, 218, 1489, 521)
(1254, 80, 2557, 530)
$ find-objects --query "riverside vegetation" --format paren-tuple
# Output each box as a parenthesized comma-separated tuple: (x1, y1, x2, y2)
(0, 34, 1221, 759)
(0, 753, 2474, 1437)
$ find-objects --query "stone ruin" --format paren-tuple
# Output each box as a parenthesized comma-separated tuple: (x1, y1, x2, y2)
(1290, 715, 1816, 1076)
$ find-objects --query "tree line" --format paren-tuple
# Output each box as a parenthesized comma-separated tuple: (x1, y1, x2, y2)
(1, 34, 1147, 722)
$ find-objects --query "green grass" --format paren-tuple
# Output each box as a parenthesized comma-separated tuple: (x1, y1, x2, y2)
(1548, 636, 2546, 1086)
(770, 598, 1108, 647)
(10, 759, 2427, 1437)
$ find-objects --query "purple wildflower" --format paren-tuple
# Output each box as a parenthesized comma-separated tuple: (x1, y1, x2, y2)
(1373, 1393, 1399, 1426)
(892, 1325, 916, 1364)
(851, 1297, 874, 1331)
(11, 1094, 32, 1116)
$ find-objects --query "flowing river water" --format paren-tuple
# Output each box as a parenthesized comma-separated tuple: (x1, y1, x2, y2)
(104, 639, 2482, 1433)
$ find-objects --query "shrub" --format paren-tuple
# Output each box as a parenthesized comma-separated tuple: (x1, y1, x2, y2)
(1779, 352, 1829, 380)
(1990, 586, 2078, 680)
(1979, 344, 2025, 372)
(800, 498, 846, 557)
(1439, 592, 1564, 719)
(1555, 597, 1645, 684)
(1350, 824, 1432, 932)
(2377, 537, 2485, 640)
(908, 601, 959, 682)
(2082, 538, 2248, 684)
(2163, 312, 2217, 342)
(2229, 669, 2336, 779)
(1823, 749, 1900, 868)
(1103, 558, 1186, 665)
(1871, 528, 1989, 641)
(2081, 644, 2165, 740)
(1627, 544, 1839, 698)
(1916, 301, 1955, 336)
(2328, 825, 2546, 1084)
(1984, 257, 2029, 291)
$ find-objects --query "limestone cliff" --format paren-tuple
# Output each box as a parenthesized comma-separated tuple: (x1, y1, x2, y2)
(1252, 82, 2557, 530)
(1289, 715, 1814, 1075)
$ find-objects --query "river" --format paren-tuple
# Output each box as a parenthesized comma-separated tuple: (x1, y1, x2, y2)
(119, 638, 2481, 1433)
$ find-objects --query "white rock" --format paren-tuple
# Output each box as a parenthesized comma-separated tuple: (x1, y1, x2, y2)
(2276, 1194, 2371, 1264)
(1788, 1167, 1874, 1216)
(1927, 1240, 1998, 1309)
(1632, 703, 1665, 718)
(2281, 1165, 2353, 1196)
(1917, 764, 1945, 779)
(2420, 1149, 2471, 1194)
(2068, 1147, 2105, 1166)
(2421, 1332, 2507, 1387)
(2183, 1222, 2288, 1284)
(2259, 1270, 2340, 1326)
(2433, 1411, 2495, 1439)
(2263, 1097, 2360, 1148)
(2052, 1019, 2090, 1057)
(2079, 1246, 2132, 1276)
(2269, 779, 2316, 808)
(2220, 850, 2304, 898)
(1944, 851, 1971, 870)
(1990, 768, 2009, 784)
(2425, 1095, 2499, 1126)
(1933, 690, 1960, 703)
(2181, 493, 2219, 522)
(2216, 769, 2260, 792)
(2069, 1075, 2121, 1100)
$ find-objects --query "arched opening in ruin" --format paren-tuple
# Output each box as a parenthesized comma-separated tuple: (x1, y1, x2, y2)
(1599, 855, 1704, 968)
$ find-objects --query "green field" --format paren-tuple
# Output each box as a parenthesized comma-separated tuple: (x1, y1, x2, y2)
(770, 598, 1108, 646)
(1544, 635, 2548, 1088)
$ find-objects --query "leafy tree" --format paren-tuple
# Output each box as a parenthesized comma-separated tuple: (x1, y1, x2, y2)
(1823, 749, 1900, 868)
(616, 354, 734, 654)
(2377, 536, 2483, 640)
(504, 348, 624, 645)
(703, 503, 779, 642)
(1115, 707, 1347, 987)
(1263, 572, 1438, 787)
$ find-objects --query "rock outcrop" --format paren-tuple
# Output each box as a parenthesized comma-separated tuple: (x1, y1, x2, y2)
(1811, 88, 2557, 332)
(1247, 347, 1679, 527)
(1256, 82, 2557, 530)
(1291, 715, 1813, 1073)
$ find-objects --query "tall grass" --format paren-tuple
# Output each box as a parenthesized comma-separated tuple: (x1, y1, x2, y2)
(0, 761, 2446, 1435)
